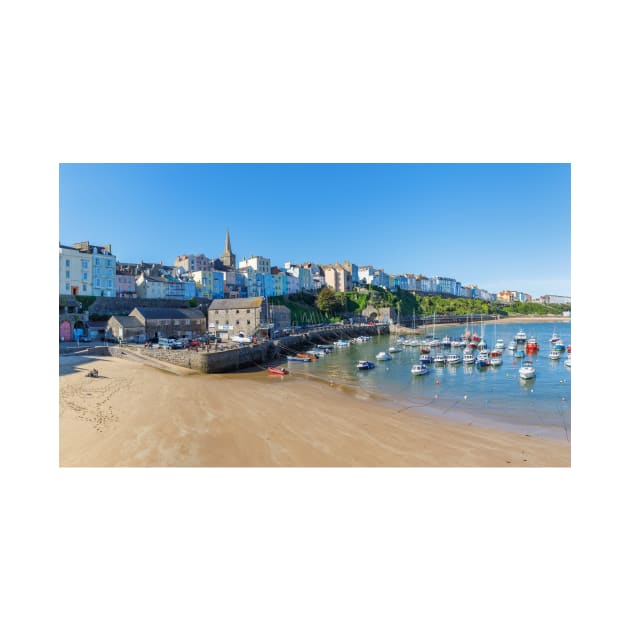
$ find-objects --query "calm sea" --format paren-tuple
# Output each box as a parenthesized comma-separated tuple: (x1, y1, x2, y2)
(280, 320, 571, 440)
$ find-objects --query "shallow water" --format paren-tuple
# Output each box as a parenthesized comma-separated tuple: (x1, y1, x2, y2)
(281, 321, 571, 440)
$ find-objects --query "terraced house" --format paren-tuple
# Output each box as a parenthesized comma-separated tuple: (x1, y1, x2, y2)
(59, 241, 116, 296)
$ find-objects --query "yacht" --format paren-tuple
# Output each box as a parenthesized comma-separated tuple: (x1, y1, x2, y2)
(433, 353, 447, 365)
(388, 345, 403, 353)
(549, 350, 561, 360)
(519, 360, 536, 379)
(475, 350, 490, 367)
(356, 360, 375, 370)
(446, 353, 462, 365)
(411, 363, 429, 376)
(375, 351, 392, 361)
(515, 329, 528, 343)
(495, 339, 505, 350)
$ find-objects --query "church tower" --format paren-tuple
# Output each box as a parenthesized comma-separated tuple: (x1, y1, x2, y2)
(220, 228, 236, 269)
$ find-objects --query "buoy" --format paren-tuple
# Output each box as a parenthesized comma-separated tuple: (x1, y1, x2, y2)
(463, 395, 468, 400)
(435, 380, 440, 385)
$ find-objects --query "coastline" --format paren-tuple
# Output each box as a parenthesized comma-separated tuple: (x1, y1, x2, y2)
(60, 353, 570, 467)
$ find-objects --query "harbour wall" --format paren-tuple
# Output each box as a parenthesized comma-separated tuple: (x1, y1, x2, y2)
(61, 324, 389, 373)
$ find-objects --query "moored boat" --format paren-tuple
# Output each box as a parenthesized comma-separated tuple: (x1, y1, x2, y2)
(462, 351, 475, 364)
(357, 360, 375, 370)
(549, 350, 561, 360)
(564, 356, 571, 368)
(519, 360, 536, 379)
(268, 366, 289, 375)
(554, 340, 566, 351)
(411, 363, 429, 375)
(376, 351, 392, 361)
(287, 356, 311, 362)
(388, 345, 403, 353)
(446, 353, 462, 364)
(475, 350, 490, 367)
(334, 339, 350, 348)
(297, 352, 316, 360)
(490, 355, 503, 366)
(515, 329, 528, 343)
(526, 338, 539, 352)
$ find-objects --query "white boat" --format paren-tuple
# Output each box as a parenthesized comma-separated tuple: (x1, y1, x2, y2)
(515, 329, 527, 343)
(446, 353, 462, 364)
(411, 363, 429, 375)
(519, 360, 536, 379)
(376, 351, 392, 361)
(334, 339, 350, 348)
(433, 353, 446, 364)
(549, 350, 561, 360)
(231, 334, 252, 344)
(356, 360, 375, 370)
(550, 329, 560, 344)
(495, 339, 505, 350)
(388, 345, 403, 353)
(475, 350, 490, 367)
(490, 355, 503, 366)
(507, 340, 517, 351)
(564, 356, 571, 368)
(462, 351, 475, 364)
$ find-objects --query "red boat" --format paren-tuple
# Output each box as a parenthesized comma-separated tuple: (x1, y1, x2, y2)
(268, 367, 289, 375)
(297, 352, 316, 360)
(526, 338, 539, 351)
(567, 345, 571, 353)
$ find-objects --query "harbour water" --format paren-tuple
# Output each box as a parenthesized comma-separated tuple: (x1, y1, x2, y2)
(281, 321, 571, 441)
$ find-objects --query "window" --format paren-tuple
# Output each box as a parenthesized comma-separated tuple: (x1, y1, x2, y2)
(247, 320, 251, 325)
(95, 258, 100, 265)
(95, 279, 101, 287)
(82, 272, 88, 281)
(65, 271, 70, 279)
(107, 280, 112, 288)
(235, 320, 240, 325)
(65, 283, 70, 291)
(82, 284, 87, 292)
(81, 260, 88, 269)
(65, 259, 70, 267)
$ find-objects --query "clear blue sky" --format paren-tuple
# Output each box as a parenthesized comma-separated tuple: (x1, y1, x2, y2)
(59, 163, 571, 297)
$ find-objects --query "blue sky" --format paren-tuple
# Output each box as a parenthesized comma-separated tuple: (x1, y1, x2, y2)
(59, 163, 570, 296)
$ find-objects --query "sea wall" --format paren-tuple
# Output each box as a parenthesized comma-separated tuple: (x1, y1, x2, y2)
(62, 324, 389, 373)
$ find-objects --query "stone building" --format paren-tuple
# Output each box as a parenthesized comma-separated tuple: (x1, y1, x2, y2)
(59, 295, 89, 341)
(207, 297, 267, 339)
(105, 315, 146, 342)
(128, 307, 206, 339)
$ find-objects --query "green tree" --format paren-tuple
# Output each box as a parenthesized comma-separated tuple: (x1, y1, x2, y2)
(316, 287, 338, 314)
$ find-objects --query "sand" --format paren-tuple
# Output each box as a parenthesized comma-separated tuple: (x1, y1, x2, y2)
(59, 353, 570, 467)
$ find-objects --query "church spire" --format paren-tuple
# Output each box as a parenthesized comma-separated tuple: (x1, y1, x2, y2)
(220, 228, 235, 269)
(224, 228, 232, 255)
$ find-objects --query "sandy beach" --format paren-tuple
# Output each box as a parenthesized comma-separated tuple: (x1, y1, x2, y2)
(59, 353, 570, 467)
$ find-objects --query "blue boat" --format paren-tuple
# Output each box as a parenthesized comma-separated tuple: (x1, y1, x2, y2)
(357, 360, 375, 370)
(287, 356, 311, 362)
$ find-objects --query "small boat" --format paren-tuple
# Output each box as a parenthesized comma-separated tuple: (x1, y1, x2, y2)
(515, 330, 528, 343)
(446, 353, 462, 364)
(297, 353, 316, 360)
(287, 356, 311, 362)
(334, 339, 350, 348)
(564, 356, 571, 368)
(475, 350, 490, 367)
(433, 353, 447, 364)
(550, 329, 560, 344)
(554, 340, 566, 351)
(376, 351, 392, 361)
(462, 351, 475, 364)
(419, 355, 434, 364)
(507, 340, 517, 351)
(357, 360, 375, 370)
(490, 349, 503, 357)
(441, 336, 452, 347)
(526, 338, 539, 351)
(519, 360, 536, 379)
(388, 345, 403, 353)
(490, 355, 503, 366)
(514, 349, 525, 359)
(268, 366, 289, 375)
(567, 345, 571, 353)
(420, 344, 431, 354)
(317, 344, 334, 350)
(354, 335, 372, 344)
(495, 339, 505, 350)
(549, 350, 561, 360)
(411, 363, 429, 375)
(477, 339, 488, 351)
(307, 349, 328, 357)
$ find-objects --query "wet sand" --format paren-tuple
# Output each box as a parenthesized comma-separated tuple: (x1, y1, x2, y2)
(59, 354, 570, 467)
